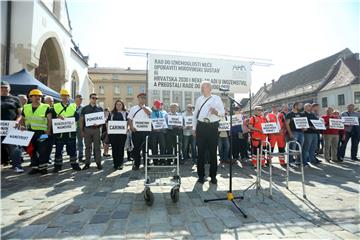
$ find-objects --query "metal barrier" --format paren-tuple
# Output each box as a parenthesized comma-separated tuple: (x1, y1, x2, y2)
(286, 140, 306, 199)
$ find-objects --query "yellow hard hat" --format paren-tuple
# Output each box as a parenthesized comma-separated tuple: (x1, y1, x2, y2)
(29, 89, 43, 96)
(60, 89, 70, 96)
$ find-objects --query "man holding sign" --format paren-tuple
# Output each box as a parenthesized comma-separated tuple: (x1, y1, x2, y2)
(166, 103, 183, 163)
(182, 104, 196, 164)
(322, 107, 341, 162)
(80, 93, 104, 170)
(150, 100, 167, 165)
(20, 89, 52, 175)
(52, 89, 81, 172)
(302, 103, 320, 166)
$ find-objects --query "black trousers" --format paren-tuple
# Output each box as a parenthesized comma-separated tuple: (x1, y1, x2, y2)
(196, 121, 219, 179)
(132, 131, 150, 167)
(239, 133, 250, 159)
(109, 134, 127, 168)
(231, 134, 241, 159)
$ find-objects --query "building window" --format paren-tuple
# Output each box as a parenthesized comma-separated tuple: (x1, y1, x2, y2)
(99, 85, 105, 95)
(114, 84, 120, 95)
(338, 94, 345, 106)
(127, 86, 133, 96)
(322, 97, 328, 108)
(139, 85, 145, 93)
(355, 92, 360, 104)
(112, 74, 119, 80)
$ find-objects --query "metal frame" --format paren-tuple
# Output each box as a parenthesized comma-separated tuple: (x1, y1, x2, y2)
(286, 140, 306, 199)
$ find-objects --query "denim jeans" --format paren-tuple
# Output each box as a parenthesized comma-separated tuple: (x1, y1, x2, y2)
(183, 135, 196, 162)
(288, 131, 304, 163)
(218, 137, 230, 161)
(303, 133, 318, 164)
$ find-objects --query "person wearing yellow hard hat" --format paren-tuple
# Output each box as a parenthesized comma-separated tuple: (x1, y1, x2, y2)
(51, 89, 81, 172)
(19, 88, 52, 175)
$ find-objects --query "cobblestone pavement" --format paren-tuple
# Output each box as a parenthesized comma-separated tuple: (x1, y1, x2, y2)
(1, 147, 359, 240)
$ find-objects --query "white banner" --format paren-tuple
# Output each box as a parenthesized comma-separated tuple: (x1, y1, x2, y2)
(184, 116, 193, 127)
(342, 116, 359, 126)
(2, 129, 34, 146)
(151, 118, 167, 130)
(85, 112, 105, 127)
(232, 114, 243, 126)
(148, 54, 251, 93)
(168, 115, 183, 126)
(108, 121, 127, 134)
(134, 119, 152, 131)
(310, 119, 326, 130)
(329, 118, 344, 129)
(52, 118, 76, 134)
(261, 122, 279, 134)
(294, 117, 309, 129)
(218, 121, 230, 131)
(0, 121, 17, 136)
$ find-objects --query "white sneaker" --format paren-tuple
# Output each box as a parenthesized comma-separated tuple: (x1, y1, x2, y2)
(15, 167, 24, 173)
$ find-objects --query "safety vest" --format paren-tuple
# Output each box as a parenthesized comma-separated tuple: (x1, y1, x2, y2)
(23, 103, 49, 131)
(266, 112, 285, 130)
(249, 115, 267, 140)
(53, 102, 77, 118)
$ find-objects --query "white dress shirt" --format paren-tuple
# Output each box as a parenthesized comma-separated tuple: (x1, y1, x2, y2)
(193, 94, 225, 130)
(128, 105, 151, 120)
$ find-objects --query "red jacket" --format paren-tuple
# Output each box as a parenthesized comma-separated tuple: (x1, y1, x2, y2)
(321, 114, 340, 135)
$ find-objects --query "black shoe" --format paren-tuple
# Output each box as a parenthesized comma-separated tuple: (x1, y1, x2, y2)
(28, 169, 39, 175)
(197, 178, 206, 184)
(281, 164, 287, 169)
(71, 164, 81, 171)
(39, 169, 48, 175)
(352, 157, 359, 161)
(118, 165, 123, 170)
(132, 165, 139, 171)
(210, 178, 217, 184)
(53, 166, 62, 173)
(338, 158, 344, 162)
(82, 164, 90, 170)
(97, 164, 103, 170)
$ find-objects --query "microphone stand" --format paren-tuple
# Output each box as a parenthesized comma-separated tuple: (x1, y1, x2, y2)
(203, 91, 247, 218)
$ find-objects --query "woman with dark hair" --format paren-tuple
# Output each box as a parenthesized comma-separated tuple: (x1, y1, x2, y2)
(107, 100, 128, 170)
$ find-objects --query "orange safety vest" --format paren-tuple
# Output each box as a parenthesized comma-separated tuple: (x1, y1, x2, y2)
(249, 115, 267, 142)
(266, 112, 285, 130)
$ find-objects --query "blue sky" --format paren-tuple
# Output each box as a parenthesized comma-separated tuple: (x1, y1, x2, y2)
(67, 0, 359, 95)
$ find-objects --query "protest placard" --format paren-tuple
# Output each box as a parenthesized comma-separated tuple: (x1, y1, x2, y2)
(85, 112, 105, 127)
(218, 121, 230, 131)
(261, 122, 279, 134)
(0, 120, 16, 136)
(294, 117, 309, 129)
(342, 116, 359, 126)
(184, 116, 193, 127)
(329, 118, 344, 129)
(2, 129, 34, 146)
(151, 118, 167, 130)
(232, 114, 243, 126)
(52, 118, 76, 134)
(107, 121, 127, 134)
(310, 119, 326, 130)
(134, 119, 152, 131)
(168, 115, 183, 126)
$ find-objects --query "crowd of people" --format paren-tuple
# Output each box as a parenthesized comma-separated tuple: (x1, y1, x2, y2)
(1, 80, 359, 185)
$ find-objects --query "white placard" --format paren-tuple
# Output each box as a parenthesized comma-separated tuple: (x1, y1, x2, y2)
(184, 116, 193, 127)
(310, 119, 326, 130)
(232, 114, 243, 126)
(148, 54, 251, 94)
(151, 118, 167, 130)
(218, 121, 230, 131)
(329, 118, 344, 129)
(52, 118, 76, 134)
(133, 119, 152, 131)
(261, 122, 280, 134)
(168, 115, 183, 126)
(108, 121, 127, 134)
(294, 117, 309, 129)
(2, 129, 34, 146)
(85, 112, 105, 127)
(342, 116, 359, 126)
(0, 120, 17, 136)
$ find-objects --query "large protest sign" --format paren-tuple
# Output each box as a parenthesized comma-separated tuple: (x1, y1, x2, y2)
(148, 54, 251, 94)
(261, 122, 279, 134)
(342, 116, 359, 126)
(168, 115, 183, 126)
(108, 121, 127, 134)
(310, 119, 326, 130)
(232, 114, 243, 126)
(52, 118, 76, 134)
(0, 121, 17, 136)
(329, 118, 344, 129)
(184, 116, 193, 127)
(134, 119, 152, 131)
(2, 129, 34, 146)
(218, 121, 230, 131)
(294, 117, 309, 129)
(151, 118, 167, 130)
(85, 112, 105, 127)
